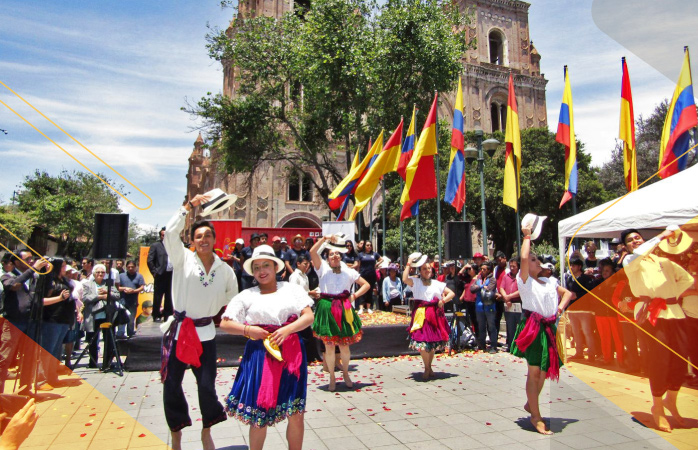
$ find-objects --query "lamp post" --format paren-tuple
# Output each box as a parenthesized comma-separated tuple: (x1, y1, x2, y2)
(465, 129, 499, 257)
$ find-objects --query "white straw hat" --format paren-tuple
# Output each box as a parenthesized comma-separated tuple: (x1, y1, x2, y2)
(242, 245, 284, 274)
(521, 213, 547, 240)
(408, 252, 428, 268)
(200, 188, 238, 217)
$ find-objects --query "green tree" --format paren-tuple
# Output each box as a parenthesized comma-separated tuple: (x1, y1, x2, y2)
(599, 100, 698, 198)
(187, 0, 471, 203)
(382, 127, 610, 257)
(16, 170, 123, 257)
(0, 204, 37, 250)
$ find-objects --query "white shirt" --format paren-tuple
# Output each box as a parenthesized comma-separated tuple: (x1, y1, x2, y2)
(410, 278, 445, 302)
(164, 207, 238, 341)
(623, 235, 691, 320)
(289, 269, 309, 292)
(223, 282, 313, 326)
(517, 274, 558, 317)
(316, 261, 359, 294)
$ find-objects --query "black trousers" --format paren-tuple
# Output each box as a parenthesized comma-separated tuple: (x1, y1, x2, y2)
(464, 302, 478, 336)
(495, 300, 504, 336)
(152, 271, 173, 320)
(163, 339, 226, 432)
(645, 318, 687, 397)
(86, 318, 114, 369)
(358, 273, 376, 309)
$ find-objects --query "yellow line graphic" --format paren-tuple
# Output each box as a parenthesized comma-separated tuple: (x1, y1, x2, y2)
(0, 79, 152, 211)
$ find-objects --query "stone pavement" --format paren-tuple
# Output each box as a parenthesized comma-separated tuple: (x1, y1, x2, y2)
(17, 350, 696, 450)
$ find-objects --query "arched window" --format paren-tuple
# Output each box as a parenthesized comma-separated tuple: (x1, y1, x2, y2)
(489, 30, 505, 66)
(288, 172, 314, 202)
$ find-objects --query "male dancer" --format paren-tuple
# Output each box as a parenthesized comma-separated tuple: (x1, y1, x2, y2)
(161, 194, 238, 450)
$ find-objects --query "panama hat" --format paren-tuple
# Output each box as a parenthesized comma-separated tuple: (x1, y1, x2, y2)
(378, 257, 392, 269)
(659, 227, 694, 255)
(521, 213, 547, 240)
(200, 188, 238, 217)
(322, 233, 350, 254)
(408, 252, 428, 268)
(243, 245, 284, 274)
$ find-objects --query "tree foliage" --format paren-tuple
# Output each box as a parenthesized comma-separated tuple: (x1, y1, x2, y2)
(382, 127, 610, 258)
(0, 205, 37, 248)
(598, 100, 698, 198)
(15, 170, 123, 257)
(187, 0, 472, 202)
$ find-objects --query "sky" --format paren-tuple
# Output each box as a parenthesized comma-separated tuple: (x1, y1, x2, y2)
(1, 0, 696, 233)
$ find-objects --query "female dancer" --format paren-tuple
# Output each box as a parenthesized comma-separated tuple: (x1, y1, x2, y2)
(510, 223, 572, 435)
(310, 235, 370, 391)
(221, 245, 314, 450)
(403, 254, 455, 380)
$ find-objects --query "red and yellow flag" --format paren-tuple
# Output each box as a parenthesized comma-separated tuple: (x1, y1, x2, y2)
(400, 93, 438, 205)
(503, 73, 521, 210)
(620, 57, 637, 192)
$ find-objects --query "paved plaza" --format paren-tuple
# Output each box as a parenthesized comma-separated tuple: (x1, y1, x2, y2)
(16, 350, 697, 450)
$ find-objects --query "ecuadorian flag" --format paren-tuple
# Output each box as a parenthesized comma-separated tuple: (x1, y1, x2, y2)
(399, 107, 420, 220)
(658, 47, 697, 179)
(445, 76, 466, 213)
(328, 138, 379, 213)
(557, 66, 577, 208)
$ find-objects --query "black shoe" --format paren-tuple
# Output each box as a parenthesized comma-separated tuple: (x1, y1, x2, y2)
(488, 348, 497, 354)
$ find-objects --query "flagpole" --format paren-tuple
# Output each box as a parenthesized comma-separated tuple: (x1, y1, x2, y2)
(370, 197, 374, 243)
(435, 91, 442, 266)
(400, 180, 404, 264)
(513, 154, 521, 252)
(398, 116, 405, 265)
(381, 180, 386, 255)
(416, 213, 420, 252)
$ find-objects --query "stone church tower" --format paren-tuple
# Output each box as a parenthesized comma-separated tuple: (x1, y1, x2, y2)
(440, 0, 548, 132)
(184, 0, 547, 232)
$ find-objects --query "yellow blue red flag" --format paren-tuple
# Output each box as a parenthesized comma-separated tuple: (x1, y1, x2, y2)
(445, 77, 466, 213)
(349, 131, 387, 220)
(399, 107, 420, 220)
(557, 66, 577, 208)
(659, 47, 697, 179)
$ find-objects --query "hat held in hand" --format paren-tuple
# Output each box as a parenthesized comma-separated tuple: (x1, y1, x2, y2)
(521, 213, 547, 240)
(200, 188, 238, 217)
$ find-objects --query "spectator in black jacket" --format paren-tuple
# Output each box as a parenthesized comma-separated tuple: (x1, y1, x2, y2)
(147, 227, 173, 322)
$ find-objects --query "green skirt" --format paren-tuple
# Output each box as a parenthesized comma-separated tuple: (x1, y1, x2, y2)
(312, 298, 363, 346)
(510, 316, 563, 373)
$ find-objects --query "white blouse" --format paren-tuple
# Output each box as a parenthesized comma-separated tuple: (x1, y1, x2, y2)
(410, 278, 445, 302)
(517, 274, 558, 317)
(223, 282, 314, 326)
(316, 261, 359, 294)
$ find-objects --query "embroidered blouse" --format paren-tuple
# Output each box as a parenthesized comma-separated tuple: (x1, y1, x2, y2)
(316, 261, 359, 295)
(410, 278, 445, 302)
(222, 282, 313, 326)
(164, 207, 238, 341)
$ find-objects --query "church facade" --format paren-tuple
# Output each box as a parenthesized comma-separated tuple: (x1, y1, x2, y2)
(184, 0, 547, 235)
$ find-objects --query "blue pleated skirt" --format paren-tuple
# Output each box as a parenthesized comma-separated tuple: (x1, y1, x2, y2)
(225, 338, 308, 428)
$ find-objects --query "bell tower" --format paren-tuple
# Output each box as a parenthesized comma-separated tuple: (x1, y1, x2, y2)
(441, 0, 548, 133)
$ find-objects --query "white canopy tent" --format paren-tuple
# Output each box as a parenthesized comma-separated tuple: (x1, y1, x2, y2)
(557, 164, 698, 283)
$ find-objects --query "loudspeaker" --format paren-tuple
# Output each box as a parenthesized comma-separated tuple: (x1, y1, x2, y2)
(445, 221, 473, 260)
(93, 213, 129, 260)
